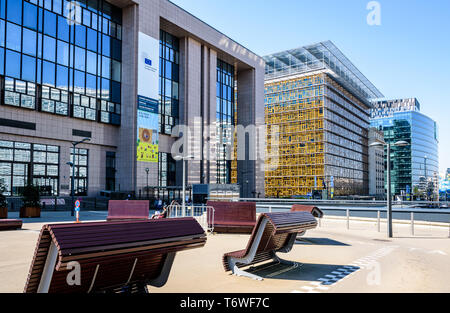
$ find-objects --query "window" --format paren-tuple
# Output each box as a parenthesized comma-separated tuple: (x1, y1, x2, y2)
(0, 0, 122, 125)
(70, 148, 88, 196)
(23, 1, 37, 30)
(105, 151, 115, 191)
(158, 152, 176, 187)
(22, 28, 36, 56)
(6, 0, 22, 25)
(6, 50, 21, 78)
(6, 22, 21, 51)
(0, 140, 59, 196)
(159, 30, 179, 135)
(216, 59, 235, 184)
(43, 9, 56, 37)
(21, 55, 36, 81)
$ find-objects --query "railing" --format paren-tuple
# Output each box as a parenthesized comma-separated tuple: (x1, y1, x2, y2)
(166, 204, 215, 234)
(234, 197, 449, 208)
(257, 203, 450, 237)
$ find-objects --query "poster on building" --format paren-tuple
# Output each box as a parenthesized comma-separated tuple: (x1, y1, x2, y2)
(137, 32, 160, 163)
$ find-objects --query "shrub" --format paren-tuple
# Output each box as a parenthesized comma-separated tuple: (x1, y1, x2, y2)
(0, 181, 7, 208)
(22, 183, 41, 208)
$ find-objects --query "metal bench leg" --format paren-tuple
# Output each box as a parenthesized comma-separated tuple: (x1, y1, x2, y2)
(272, 253, 297, 266)
(229, 259, 263, 281)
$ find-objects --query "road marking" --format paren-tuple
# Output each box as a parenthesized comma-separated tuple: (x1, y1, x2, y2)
(291, 245, 399, 294)
(428, 250, 447, 256)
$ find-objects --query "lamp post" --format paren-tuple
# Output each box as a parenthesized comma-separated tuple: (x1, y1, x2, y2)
(174, 155, 194, 217)
(370, 140, 409, 238)
(145, 168, 149, 199)
(69, 138, 90, 216)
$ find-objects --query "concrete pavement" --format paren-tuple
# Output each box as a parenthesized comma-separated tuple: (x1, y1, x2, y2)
(0, 212, 449, 293)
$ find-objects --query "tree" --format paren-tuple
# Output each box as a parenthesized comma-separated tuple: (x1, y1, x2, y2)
(21, 183, 41, 209)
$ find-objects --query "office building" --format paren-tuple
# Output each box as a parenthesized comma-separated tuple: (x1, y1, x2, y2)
(370, 98, 439, 196)
(368, 127, 385, 197)
(264, 41, 383, 198)
(0, 0, 265, 198)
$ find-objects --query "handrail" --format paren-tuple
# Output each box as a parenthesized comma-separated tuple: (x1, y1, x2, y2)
(214, 197, 449, 207)
(166, 203, 215, 234)
(256, 203, 450, 237)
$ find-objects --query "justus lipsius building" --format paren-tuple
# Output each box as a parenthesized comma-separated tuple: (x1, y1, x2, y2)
(0, 0, 265, 198)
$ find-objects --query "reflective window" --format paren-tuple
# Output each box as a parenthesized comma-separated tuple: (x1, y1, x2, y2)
(70, 147, 88, 196)
(216, 59, 235, 184)
(159, 30, 179, 135)
(6, 22, 21, 51)
(23, 1, 37, 30)
(43, 9, 56, 37)
(7, 0, 22, 24)
(0, 0, 122, 125)
(5, 49, 20, 78)
(0, 140, 59, 196)
(22, 28, 36, 56)
(21, 54, 36, 81)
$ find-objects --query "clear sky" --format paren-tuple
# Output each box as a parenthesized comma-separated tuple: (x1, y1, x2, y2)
(171, 0, 450, 175)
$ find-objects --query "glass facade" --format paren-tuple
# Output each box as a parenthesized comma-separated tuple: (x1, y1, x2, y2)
(158, 152, 176, 187)
(159, 30, 179, 136)
(105, 151, 115, 191)
(70, 147, 88, 196)
(0, 0, 122, 125)
(0, 139, 59, 196)
(371, 111, 439, 196)
(216, 59, 234, 184)
(265, 73, 370, 198)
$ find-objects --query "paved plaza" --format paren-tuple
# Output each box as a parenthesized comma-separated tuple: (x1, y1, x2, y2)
(0, 212, 449, 293)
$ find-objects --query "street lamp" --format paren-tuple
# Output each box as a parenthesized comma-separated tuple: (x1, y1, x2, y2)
(69, 138, 91, 216)
(145, 168, 150, 199)
(370, 140, 409, 238)
(173, 155, 194, 216)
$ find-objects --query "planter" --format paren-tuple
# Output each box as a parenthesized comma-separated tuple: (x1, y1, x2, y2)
(20, 206, 41, 218)
(0, 206, 7, 219)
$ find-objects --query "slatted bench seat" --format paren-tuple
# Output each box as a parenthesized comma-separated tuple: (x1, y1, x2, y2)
(24, 218, 206, 293)
(291, 204, 324, 218)
(107, 200, 150, 221)
(207, 201, 256, 234)
(222, 212, 317, 281)
(0, 219, 23, 231)
(291, 205, 324, 238)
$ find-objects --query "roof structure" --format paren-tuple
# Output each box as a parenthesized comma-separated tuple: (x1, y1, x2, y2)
(264, 41, 384, 101)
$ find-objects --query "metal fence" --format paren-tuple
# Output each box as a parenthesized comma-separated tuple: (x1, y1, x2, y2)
(257, 203, 450, 237)
(166, 204, 215, 234)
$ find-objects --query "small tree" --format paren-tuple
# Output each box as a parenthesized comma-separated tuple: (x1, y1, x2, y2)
(22, 183, 41, 208)
(0, 181, 7, 208)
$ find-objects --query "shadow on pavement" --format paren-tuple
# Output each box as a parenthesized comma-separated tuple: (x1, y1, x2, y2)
(295, 237, 351, 246)
(246, 261, 360, 283)
(7, 211, 109, 224)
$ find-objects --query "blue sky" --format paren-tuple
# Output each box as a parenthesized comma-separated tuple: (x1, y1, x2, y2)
(171, 0, 450, 175)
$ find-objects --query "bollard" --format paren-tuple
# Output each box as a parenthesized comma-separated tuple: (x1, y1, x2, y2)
(346, 209, 350, 230)
(269, 206, 272, 213)
(411, 212, 414, 236)
(318, 218, 322, 227)
(377, 211, 381, 232)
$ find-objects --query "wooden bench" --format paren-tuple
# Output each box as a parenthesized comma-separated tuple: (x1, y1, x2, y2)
(0, 219, 23, 231)
(207, 201, 256, 234)
(291, 205, 324, 238)
(291, 204, 324, 218)
(107, 200, 149, 221)
(222, 212, 317, 280)
(24, 218, 206, 293)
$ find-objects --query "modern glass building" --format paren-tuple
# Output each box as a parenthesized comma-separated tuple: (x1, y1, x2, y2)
(264, 41, 383, 198)
(370, 98, 439, 196)
(0, 0, 265, 198)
